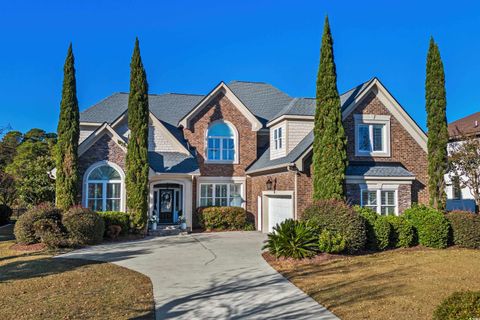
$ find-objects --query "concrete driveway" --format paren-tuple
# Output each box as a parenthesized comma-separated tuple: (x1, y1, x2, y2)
(60, 232, 338, 320)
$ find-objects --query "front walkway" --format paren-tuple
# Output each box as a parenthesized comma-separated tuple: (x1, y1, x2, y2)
(60, 232, 338, 320)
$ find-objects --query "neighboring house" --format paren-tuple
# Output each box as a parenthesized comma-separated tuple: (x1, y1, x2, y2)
(445, 112, 479, 212)
(77, 77, 429, 232)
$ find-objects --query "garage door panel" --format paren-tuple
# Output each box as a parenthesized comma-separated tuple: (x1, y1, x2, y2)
(267, 196, 293, 232)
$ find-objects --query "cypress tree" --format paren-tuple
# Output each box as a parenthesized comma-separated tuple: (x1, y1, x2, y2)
(312, 16, 348, 200)
(425, 37, 448, 210)
(56, 44, 80, 210)
(126, 38, 150, 232)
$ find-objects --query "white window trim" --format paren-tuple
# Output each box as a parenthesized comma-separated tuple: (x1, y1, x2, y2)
(360, 185, 398, 216)
(82, 161, 126, 212)
(273, 127, 283, 150)
(354, 114, 391, 157)
(197, 177, 245, 209)
(204, 120, 239, 164)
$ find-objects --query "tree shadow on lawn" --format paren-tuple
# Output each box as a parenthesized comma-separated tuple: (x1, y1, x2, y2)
(0, 224, 15, 242)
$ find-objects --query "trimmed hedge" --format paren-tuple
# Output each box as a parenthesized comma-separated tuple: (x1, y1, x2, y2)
(0, 204, 12, 225)
(318, 230, 346, 253)
(302, 200, 366, 253)
(33, 218, 67, 249)
(373, 216, 391, 250)
(403, 205, 450, 249)
(263, 219, 318, 259)
(14, 203, 63, 245)
(196, 207, 251, 230)
(447, 211, 480, 249)
(63, 206, 105, 246)
(434, 291, 480, 320)
(98, 211, 130, 236)
(386, 215, 415, 248)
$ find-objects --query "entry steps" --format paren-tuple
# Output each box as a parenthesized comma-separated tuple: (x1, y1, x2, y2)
(148, 224, 188, 237)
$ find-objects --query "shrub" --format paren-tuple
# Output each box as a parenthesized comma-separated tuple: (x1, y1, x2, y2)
(263, 219, 318, 259)
(302, 200, 366, 253)
(403, 205, 450, 249)
(447, 211, 480, 249)
(355, 206, 380, 250)
(33, 218, 67, 249)
(63, 206, 105, 246)
(196, 207, 250, 230)
(14, 203, 62, 244)
(318, 230, 346, 253)
(386, 215, 415, 248)
(0, 204, 13, 225)
(433, 291, 480, 320)
(373, 216, 391, 250)
(98, 211, 130, 236)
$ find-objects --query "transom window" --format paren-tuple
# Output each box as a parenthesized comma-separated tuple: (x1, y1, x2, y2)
(358, 124, 385, 153)
(361, 189, 397, 215)
(86, 165, 122, 212)
(451, 175, 462, 200)
(207, 122, 236, 162)
(273, 127, 283, 150)
(199, 183, 243, 207)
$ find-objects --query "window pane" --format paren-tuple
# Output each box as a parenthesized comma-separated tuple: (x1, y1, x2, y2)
(373, 125, 384, 151)
(381, 191, 395, 205)
(229, 184, 242, 207)
(106, 199, 120, 212)
(278, 128, 282, 138)
(88, 183, 103, 198)
(358, 125, 371, 151)
(216, 184, 228, 198)
(223, 138, 234, 150)
(201, 185, 213, 197)
(88, 199, 103, 211)
(222, 149, 234, 160)
(89, 165, 120, 180)
(215, 198, 228, 206)
(107, 183, 121, 199)
(208, 123, 234, 137)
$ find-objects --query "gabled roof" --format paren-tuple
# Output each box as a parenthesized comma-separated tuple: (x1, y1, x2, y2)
(78, 122, 127, 157)
(448, 112, 480, 139)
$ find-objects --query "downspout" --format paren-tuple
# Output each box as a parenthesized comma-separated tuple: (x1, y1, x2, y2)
(287, 164, 299, 220)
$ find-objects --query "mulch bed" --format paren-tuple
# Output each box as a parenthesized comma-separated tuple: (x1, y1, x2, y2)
(10, 242, 46, 252)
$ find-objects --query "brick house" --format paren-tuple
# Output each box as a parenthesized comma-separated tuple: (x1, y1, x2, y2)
(77, 77, 428, 232)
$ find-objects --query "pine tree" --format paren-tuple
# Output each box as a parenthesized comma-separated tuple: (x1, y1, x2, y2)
(56, 44, 80, 210)
(126, 38, 150, 232)
(425, 37, 448, 210)
(312, 16, 348, 201)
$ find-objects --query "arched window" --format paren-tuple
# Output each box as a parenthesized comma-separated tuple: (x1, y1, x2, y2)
(207, 122, 236, 162)
(86, 164, 123, 212)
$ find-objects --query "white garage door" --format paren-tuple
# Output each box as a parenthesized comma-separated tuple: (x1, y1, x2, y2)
(268, 196, 293, 232)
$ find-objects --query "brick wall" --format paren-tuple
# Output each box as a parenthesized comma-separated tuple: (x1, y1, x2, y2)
(183, 92, 258, 177)
(77, 134, 126, 203)
(343, 92, 429, 205)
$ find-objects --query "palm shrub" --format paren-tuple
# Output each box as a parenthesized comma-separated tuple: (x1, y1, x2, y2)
(302, 200, 366, 253)
(0, 204, 12, 225)
(373, 216, 391, 250)
(63, 206, 104, 246)
(385, 215, 415, 248)
(14, 203, 62, 244)
(263, 219, 318, 259)
(447, 211, 480, 249)
(98, 211, 130, 236)
(434, 291, 480, 320)
(318, 230, 346, 253)
(403, 205, 450, 248)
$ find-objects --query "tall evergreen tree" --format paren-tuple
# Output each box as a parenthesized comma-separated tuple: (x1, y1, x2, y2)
(425, 37, 448, 210)
(56, 44, 80, 210)
(312, 16, 347, 200)
(126, 38, 149, 232)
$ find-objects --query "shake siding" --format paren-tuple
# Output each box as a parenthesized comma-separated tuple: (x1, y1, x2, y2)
(79, 125, 99, 143)
(286, 120, 313, 153)
(148, 122, 179, 152)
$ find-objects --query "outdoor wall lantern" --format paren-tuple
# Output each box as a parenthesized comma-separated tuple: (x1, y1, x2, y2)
(266, 177, 273, 191)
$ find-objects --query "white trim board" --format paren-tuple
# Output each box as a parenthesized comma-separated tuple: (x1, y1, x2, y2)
(78, 123, 127, 157)
(178, 82, 262, 131)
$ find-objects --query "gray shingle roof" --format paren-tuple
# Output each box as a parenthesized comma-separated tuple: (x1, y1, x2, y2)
(246, 131, 314, 173)
(346, 164, 414, 177)
(148, 152, 199, 174)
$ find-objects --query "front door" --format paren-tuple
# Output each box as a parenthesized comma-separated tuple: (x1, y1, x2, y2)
(159, 189, 174, 224)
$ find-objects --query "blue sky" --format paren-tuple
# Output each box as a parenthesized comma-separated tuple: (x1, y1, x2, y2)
(1, 0, 479, 134)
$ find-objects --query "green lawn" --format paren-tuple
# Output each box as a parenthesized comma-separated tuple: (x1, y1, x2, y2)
(266, 247, 480, 320)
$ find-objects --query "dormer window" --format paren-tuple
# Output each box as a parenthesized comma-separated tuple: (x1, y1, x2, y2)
(274, 127, 283, 150)
(206, 121, 237, 163)
(354, 114, 391, 157)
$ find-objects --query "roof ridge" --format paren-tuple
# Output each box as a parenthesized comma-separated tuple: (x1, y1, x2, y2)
(230, 80, 267, 84)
